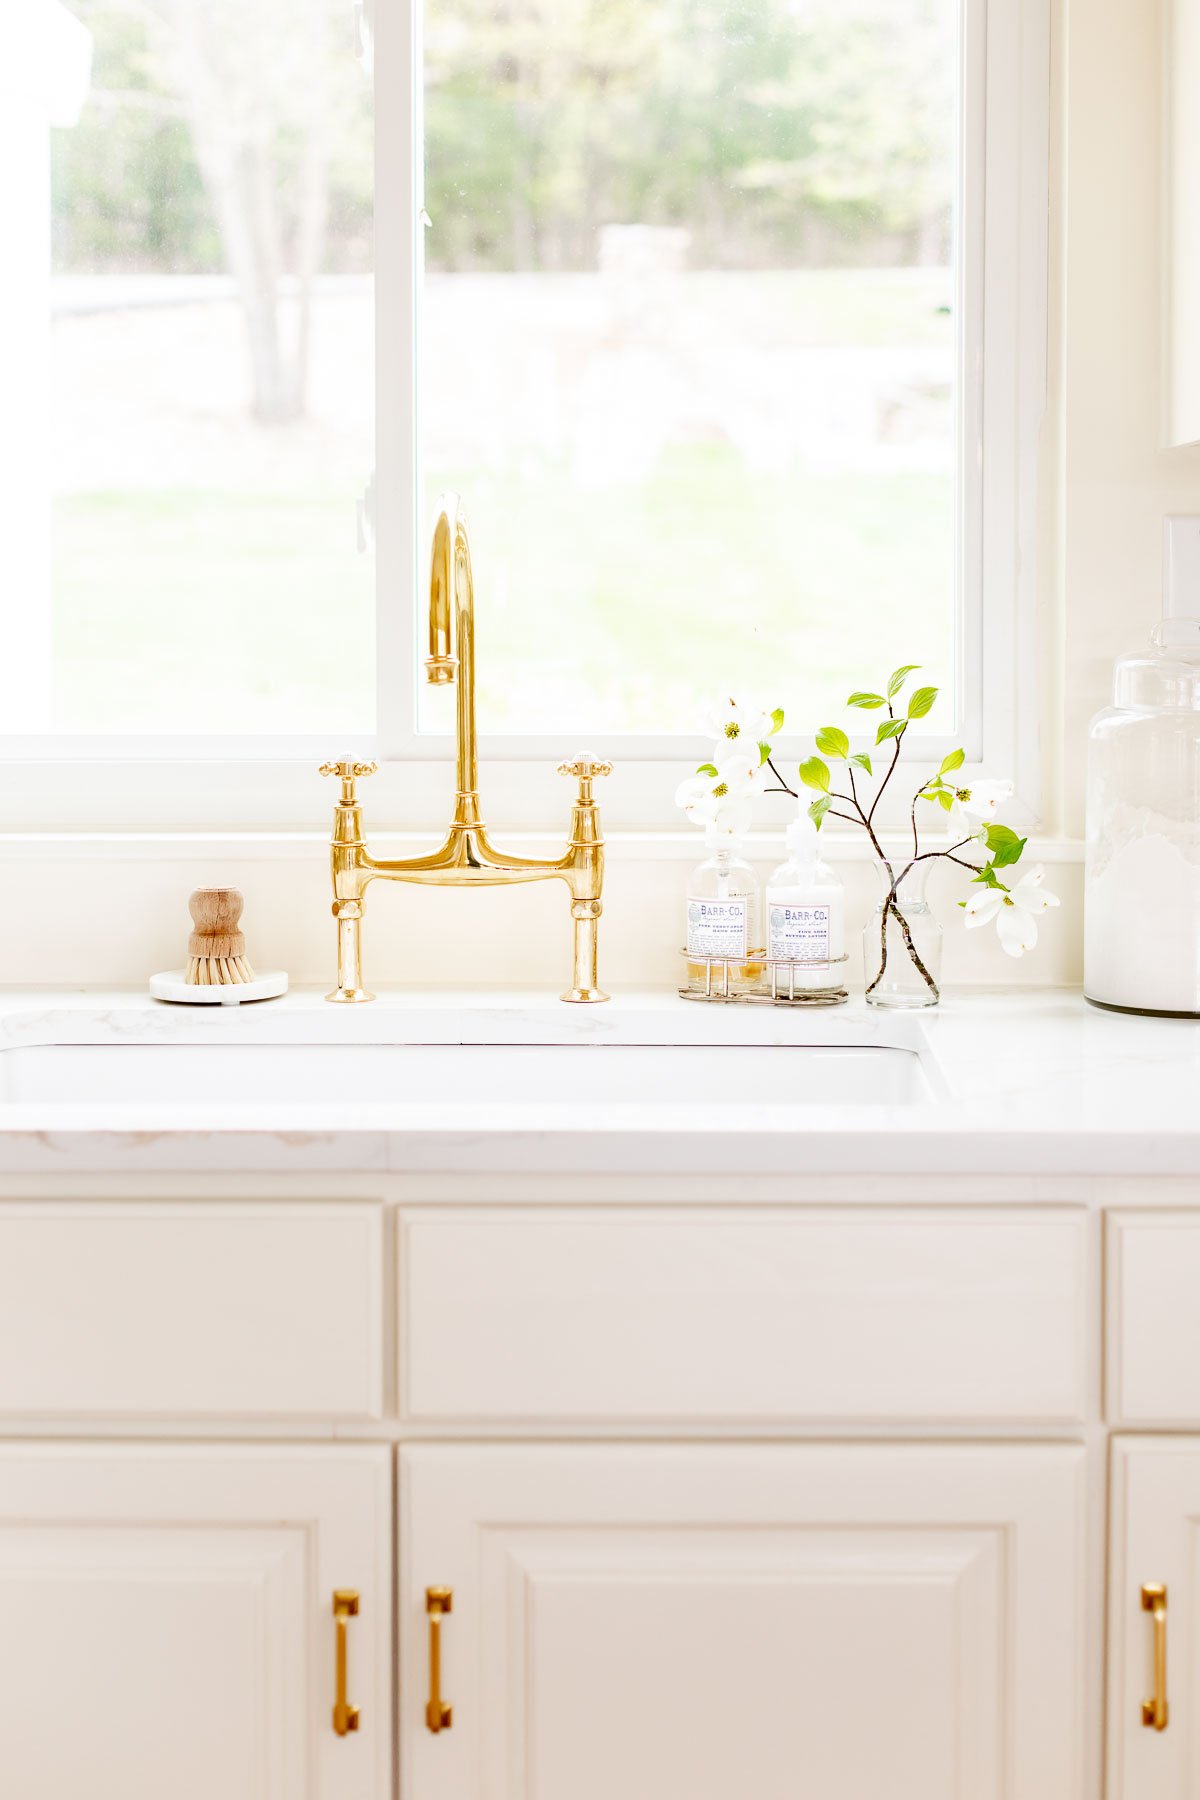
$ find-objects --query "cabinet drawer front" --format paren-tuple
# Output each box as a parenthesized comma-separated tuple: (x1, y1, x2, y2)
(1108, 1210, 1200, 1423)
(399, 1206, 1087, 1424)
(0, 1202, 383, 1419)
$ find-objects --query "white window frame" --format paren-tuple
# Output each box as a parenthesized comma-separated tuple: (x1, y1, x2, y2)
(1, 0, 1048, 837)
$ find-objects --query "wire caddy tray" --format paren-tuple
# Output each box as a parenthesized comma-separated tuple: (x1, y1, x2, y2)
(679, 949, 849, 1007)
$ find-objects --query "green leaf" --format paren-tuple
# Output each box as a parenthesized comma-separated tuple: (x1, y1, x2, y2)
(937, 789, 955, 811)
(798, 755, 831, 793)
(907, 685, 938, 720)
(758, 742, 772, 765)
(815, 725, 849, 759)
(876, 718, 907, 745)
(696, 763, 717, 777)
(847, 691, 886, 709)
(887, 664, 920, 699)
(849, 753, 873, 775)
(971, 864, 1004, 887)
(769, 707, 785, 735)
(808, 795, 832, 829)
(984, 824, 1026, 869)
(940, 748, 965, 775)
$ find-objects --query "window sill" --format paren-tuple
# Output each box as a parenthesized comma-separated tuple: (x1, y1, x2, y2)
(0, 830, 1086, 864)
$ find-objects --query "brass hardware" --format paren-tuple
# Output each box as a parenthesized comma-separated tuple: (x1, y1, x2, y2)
(332, 1589, 361, 1737)
(557, 755, 614, 787)
(425, 1586, 453, 1733)
(1142, 1583, 1169, 1730)
(321, 494, 611, 1005)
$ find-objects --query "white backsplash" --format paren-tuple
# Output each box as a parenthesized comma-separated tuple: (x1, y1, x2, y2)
(0, 838, 1083, 990)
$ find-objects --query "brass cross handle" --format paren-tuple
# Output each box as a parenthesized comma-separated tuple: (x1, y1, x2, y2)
(558, 756, 613, 780)
(558, 756, 613, 802)
(320, 760, 379, 803)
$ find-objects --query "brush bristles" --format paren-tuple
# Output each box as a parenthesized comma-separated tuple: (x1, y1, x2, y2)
(185, 954, 256, 987)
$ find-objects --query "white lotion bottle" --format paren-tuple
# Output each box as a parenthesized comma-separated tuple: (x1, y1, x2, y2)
(765, 811, 845, 994)
(685, 826, 763, 993)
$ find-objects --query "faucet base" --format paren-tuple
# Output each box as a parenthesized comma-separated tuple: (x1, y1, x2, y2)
(325, 987, 377, 1005)
(560, 986, 611, 1005)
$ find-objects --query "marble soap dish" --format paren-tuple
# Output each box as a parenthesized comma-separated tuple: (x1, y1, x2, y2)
(149, 968, 289, 1006)
(150, 887, 288, 1006)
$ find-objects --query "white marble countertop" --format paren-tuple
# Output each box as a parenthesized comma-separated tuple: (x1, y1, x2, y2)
(0, 985, 1194, 1176)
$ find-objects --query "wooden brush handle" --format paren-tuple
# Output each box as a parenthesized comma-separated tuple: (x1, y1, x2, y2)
(188, 888, 246, 961)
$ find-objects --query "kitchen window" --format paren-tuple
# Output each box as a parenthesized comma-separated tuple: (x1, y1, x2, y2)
(2, 0, 1048, 829)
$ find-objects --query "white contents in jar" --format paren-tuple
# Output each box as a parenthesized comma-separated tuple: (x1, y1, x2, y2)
(1084, 831, 1200, 1013)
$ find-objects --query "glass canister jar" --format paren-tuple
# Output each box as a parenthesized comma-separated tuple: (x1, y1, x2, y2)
(1084, 618, 1200, 1015)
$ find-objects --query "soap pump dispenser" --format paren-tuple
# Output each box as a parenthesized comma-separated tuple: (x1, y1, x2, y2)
(765, 809, 846, 996)
(684, 825, 763, 995)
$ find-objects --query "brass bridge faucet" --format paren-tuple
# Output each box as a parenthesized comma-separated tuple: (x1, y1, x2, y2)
(321, 494, 611, 1005)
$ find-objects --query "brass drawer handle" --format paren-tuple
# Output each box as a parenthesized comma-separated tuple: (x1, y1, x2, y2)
(332, 1589, 361, 1736)
(426, 1586, 453, 1733)
(1141, 1583, 1169, 1731)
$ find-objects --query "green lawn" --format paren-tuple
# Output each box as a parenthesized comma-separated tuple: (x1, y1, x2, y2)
(454, 446, 954, 733)
(50, 265, 957, 737)
(52, 489, 374, 734)
(52, 448, 954, 737)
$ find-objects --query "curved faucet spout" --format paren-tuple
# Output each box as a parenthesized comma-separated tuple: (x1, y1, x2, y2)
(426, 493, 480, 826)
(321, 495, 612, 1004)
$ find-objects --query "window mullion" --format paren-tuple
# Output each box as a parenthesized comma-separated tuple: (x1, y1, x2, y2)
(374, 0, 421, 761)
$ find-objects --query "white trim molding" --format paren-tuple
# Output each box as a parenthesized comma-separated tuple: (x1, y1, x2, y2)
(0, 829, 1085, 866)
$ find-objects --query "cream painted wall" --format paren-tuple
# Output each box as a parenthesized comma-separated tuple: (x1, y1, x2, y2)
(0, 0, 1191, 994)
(1058, 0, 1200, 832)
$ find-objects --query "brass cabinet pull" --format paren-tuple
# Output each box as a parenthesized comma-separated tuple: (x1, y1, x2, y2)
(425, 1586, 453, 1733)
(1141, 1583, 1169, 1731)
(332, 1589, 361, 1737)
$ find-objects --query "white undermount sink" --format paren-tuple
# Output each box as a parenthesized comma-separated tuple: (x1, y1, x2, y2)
(0, 1041, 934, 1108)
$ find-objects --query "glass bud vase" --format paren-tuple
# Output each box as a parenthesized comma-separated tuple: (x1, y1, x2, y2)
(863, 859, 943, 1008)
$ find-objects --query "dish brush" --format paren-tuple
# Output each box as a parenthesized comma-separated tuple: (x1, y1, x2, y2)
(149, 886, 287, 1005)
(186, 887, 256, 986)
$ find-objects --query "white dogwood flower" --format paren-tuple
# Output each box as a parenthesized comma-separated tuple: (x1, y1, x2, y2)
(702, 693, 774, 750)
(963, 864, 1060, 956)
(951, 778, 1014, 828)
(675, 748, 763, 831)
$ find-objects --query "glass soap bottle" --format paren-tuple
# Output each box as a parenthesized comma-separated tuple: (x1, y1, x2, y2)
(765, 812, 846, 997)
(685, 828, 764, 995)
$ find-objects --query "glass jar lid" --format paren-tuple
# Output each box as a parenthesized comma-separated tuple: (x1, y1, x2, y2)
(1113, 619, 1200, 710)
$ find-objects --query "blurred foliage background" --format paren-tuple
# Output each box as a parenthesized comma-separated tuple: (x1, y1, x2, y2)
(54, 0, 951, 284)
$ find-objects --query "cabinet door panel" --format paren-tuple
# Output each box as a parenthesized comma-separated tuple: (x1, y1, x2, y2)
(400, 1443, 1084, 1800)
(1109, 1437, 1200, 1798)
(0, 1445, 391, 1800)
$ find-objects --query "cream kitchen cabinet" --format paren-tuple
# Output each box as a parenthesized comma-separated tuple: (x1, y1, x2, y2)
(1108, 1436, 1200, 1799)
(0, 1443, 392, 1800)
(7, 1164, 1200, 1800)
(399, 1441, 1085, 1800)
